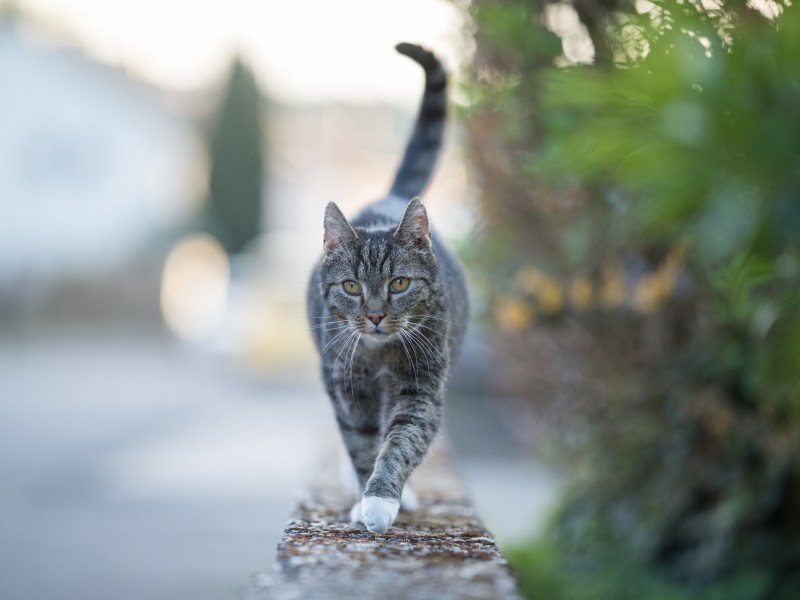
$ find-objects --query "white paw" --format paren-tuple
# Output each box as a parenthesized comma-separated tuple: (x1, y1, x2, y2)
(349, 499, 363, 523)
(400, 485, 419, 512)
(360, 496, 399, 533)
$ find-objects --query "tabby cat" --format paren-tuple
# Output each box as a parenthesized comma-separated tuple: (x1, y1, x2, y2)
(306, 43, 468, 533)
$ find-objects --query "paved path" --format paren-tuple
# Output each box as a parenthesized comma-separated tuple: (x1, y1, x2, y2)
(0, 332, 558, 600)
(0, 334, 331, 600)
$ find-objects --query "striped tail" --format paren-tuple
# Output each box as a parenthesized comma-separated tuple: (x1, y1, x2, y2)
(389, 43, 448, 200)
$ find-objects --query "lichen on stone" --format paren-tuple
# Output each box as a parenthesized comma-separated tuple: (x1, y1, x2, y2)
(247, 445, 522, 600)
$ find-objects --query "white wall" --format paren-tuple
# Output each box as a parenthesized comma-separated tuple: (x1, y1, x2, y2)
(0, 22, 198, 285)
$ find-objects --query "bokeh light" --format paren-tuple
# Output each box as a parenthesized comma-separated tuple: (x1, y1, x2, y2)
(160, 233, 230, 341)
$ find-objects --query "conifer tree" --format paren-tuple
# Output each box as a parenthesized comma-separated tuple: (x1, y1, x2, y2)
(207, 57, 264, 254)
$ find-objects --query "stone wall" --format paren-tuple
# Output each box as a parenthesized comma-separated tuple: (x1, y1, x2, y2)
(248, 444, 522, 600)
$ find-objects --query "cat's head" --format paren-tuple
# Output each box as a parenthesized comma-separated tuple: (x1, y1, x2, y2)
(319, 198, 438, 345)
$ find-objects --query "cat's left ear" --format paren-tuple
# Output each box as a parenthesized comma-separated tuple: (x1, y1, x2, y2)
(323, 202, 358, 254)
(395, 197, 431, 249)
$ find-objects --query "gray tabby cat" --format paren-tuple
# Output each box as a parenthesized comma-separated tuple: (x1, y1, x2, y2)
(306, 43, 468, 533)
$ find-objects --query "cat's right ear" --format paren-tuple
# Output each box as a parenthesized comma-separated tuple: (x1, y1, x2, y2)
(323, 202, 357, 254)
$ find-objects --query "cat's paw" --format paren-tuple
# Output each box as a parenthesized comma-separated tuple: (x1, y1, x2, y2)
(400, 485, 419, 512)
(360, 496, 399, 533)
(349, 499, 363, 523)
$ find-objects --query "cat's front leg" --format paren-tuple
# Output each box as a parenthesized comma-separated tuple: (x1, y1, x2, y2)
(333, 413, 383, 523)
(360, 392, 443, 532)
(351, 484, 419, 525)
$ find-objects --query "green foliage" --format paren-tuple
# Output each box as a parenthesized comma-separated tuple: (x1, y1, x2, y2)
(505, 536, 796, 600)
(536, 3, 800, 413)
(207, 57, 265, 254)
(465, 0, 800, 594)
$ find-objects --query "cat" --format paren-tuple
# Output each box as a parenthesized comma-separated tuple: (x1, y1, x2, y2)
(306, 43, 468, 533)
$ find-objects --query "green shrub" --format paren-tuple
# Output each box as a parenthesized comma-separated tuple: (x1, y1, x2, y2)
(464, 0, 800, 594)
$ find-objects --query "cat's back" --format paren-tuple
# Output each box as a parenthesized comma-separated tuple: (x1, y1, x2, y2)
(352, 195, 408, 227)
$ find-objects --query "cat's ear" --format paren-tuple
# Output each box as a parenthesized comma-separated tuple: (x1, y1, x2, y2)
(395, 197, 431, 249)
(323, 202, 357, 254)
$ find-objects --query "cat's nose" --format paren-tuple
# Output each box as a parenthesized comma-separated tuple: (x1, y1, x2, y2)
(367, 311, 385, 326)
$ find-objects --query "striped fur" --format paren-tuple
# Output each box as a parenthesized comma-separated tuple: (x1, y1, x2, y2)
(306, 44, 468, 533)
(389, 43, 447, 200)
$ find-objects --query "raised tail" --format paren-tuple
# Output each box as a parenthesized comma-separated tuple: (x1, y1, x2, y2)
(389, 43, 447, 200)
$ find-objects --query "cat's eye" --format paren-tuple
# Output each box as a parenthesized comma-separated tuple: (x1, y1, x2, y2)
(342, 280, 362, 295)
(389, 277, 410, 293)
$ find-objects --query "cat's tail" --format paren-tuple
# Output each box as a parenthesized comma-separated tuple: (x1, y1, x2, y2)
(389, 43, 447, 200)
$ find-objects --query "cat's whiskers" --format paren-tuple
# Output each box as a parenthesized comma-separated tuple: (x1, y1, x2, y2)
(311, 317, 346, 324)
(398, 328, 426, 372)
(411, 313, 461, 326)
(395, 329, 419, 386)
(404, 326, 446, 368)
(407, 314, 456, 340)
(410, 322, 454, 341)
(406, 325, 446, 365)
(318, 325, 355, 358)
(330, 330, 359, 376)
(434, 290, 453, 300)
(309, 315, 348, 330)
(309, 321, 350, 331)
(400, 327, 432, 372)
(346, 331, 361, 406)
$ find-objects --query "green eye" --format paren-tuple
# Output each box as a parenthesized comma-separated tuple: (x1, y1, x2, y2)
(390, 277, 410, 293)
(342, 280, 361, 295)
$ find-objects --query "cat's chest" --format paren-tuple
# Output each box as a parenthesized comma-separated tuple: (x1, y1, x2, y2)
(331, 338, 430, 390)
(355, 342, 401, 371)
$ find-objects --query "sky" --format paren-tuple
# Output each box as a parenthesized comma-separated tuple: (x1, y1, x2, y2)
(20, 0, 468, 103)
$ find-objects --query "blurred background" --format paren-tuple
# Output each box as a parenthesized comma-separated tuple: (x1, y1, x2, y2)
(0, 1, 554, 600)
(463, 0, 800, 599)
(3, 0, 800, 599)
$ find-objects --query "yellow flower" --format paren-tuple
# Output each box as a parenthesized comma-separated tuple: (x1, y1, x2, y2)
(601, 263, 626, 308)
(537, 278, 565, 315)
(516, 266, 564, 315)
(494, 297, 535, 332)
(515, 267, 546, 295)
(569, 275, 593, 313)
(666, 238, 690, 268)
(632, 245, 685, 313)
(632, 274, 667, 313)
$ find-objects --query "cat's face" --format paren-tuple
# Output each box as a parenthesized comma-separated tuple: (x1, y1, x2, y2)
(319, 199, 438, 345)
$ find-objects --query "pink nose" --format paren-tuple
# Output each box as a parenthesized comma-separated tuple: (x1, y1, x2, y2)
(367, 311, 385, 326)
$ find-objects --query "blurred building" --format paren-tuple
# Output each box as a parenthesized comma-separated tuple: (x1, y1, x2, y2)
(0, 17, 200, 328)
(0, 13, 471, 361)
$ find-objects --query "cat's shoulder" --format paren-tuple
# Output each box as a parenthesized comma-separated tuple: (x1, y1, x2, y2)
(352, 195, 409, 230)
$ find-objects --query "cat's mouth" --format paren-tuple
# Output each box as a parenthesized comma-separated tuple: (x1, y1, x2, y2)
(361, 331, 395, 347)
(365, 326, 394, 337)
(360, 321, 398, 343)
